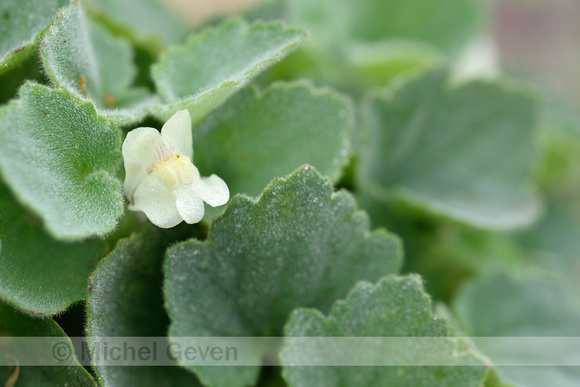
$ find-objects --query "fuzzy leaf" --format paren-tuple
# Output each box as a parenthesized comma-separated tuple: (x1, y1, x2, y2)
(454, 273, 580, 387)
(0, 300, 96, 386)
(246, 0, 481, 89)
(0, 82, 123, 239)
(87, 226, 201, 386)
(164, 166, 402, 386)
(0, 182, 106, 314)
(0, 0, 68, 74)
(286, 0, 482, 55)
(281, 275, 487, 387)
(150, 18, 306, 123)
(517, 202, 580, 298)
(536, 113, 580, 196)
(41, 3, 154, 125)
(83, 0, 186, 50)
(347, 0, 482, 54)
(194, 82, 352, 215)
(358, 70, 541, 230)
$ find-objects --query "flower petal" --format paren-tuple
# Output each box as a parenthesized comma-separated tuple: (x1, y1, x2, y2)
(161, 110, 193, 160)
(175, 185, 205, 224)
(192, 174, 230, 207)
(131, 171, 182, 228)
(122, 127, 162, 201)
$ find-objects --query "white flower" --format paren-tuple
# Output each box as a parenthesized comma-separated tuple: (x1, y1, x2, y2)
(122, 110, 229, 228)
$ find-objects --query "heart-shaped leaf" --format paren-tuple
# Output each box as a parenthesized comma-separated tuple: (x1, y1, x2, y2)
(281, 275, 488, 387)
(0, 0, 68, 74)
(0, 82, 123, 239)
(87, 226, 201, 386)
(0, 300, 96, 385)
(0, 182, 107, 314)
(358, 70, 541, 230)
(193, 81, 352, 218)
(453, 273, 580, 387)
(150, 18, 306, 123)
(41, 3, 154, 125)
(164, 166, 402, 386)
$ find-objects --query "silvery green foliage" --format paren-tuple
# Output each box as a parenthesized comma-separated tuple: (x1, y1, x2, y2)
(0, 0, 577, 385)
(358, 70, 541, 230)
(0, 182, 107, 314)
(0, 0, 69, 73)
(41, 3, 154, 125)
(193, 81, 354, 220)
(164, 167, 402, 386)
(0, 300, 96, 385)
(87, 227, 201, 386)
(454, 273, 580, 387)
(82, 0, 186, 48)
(0, 83, 123, 239)
(282, 275, 487, 387)
(150, 18, 307, 123)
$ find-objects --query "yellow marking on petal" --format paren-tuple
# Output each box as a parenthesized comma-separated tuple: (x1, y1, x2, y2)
(148, 154, 184, 175)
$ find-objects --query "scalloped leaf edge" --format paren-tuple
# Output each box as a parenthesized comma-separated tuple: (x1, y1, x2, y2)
(149, 18, 307, 122)
(0, 81, 124, 239)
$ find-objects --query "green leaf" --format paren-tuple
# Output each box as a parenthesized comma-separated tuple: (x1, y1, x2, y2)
(340, 41, 444, 87)
(536, 112, 580, 196)
(83, 0, 187, 52)
(0, 52, 47, 105)
(0, 300, 96, 386)
(41, 3, 154, 125)
(286, 0, 483, 55)
(150, 18, 306, 123)
(243, 0, 286, 23)
(453, 273, 580, 387)
(248, 0, 481, 90)
(164, 166, 402, 386)
(0, 82, 123, 239)
(408, 225, 525, 303)
(517, 202, 580, 299)
(281, 275, 487, 387)
(0, 182, 106, 314)
(357, 70, 541, 230)
(87, 226, 201, 386)
(454, 273, 580, 336)
(193, 81, 352, 214)
(357, 188, 528, 304)
(0, 0, 69, 74)
(347, 0, 483, 55)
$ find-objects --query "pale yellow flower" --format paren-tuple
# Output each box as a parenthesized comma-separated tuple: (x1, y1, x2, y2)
(122, 110, 229, 228)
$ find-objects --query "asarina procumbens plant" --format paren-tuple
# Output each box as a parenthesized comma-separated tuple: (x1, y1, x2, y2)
(1, 0, 579, 386)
